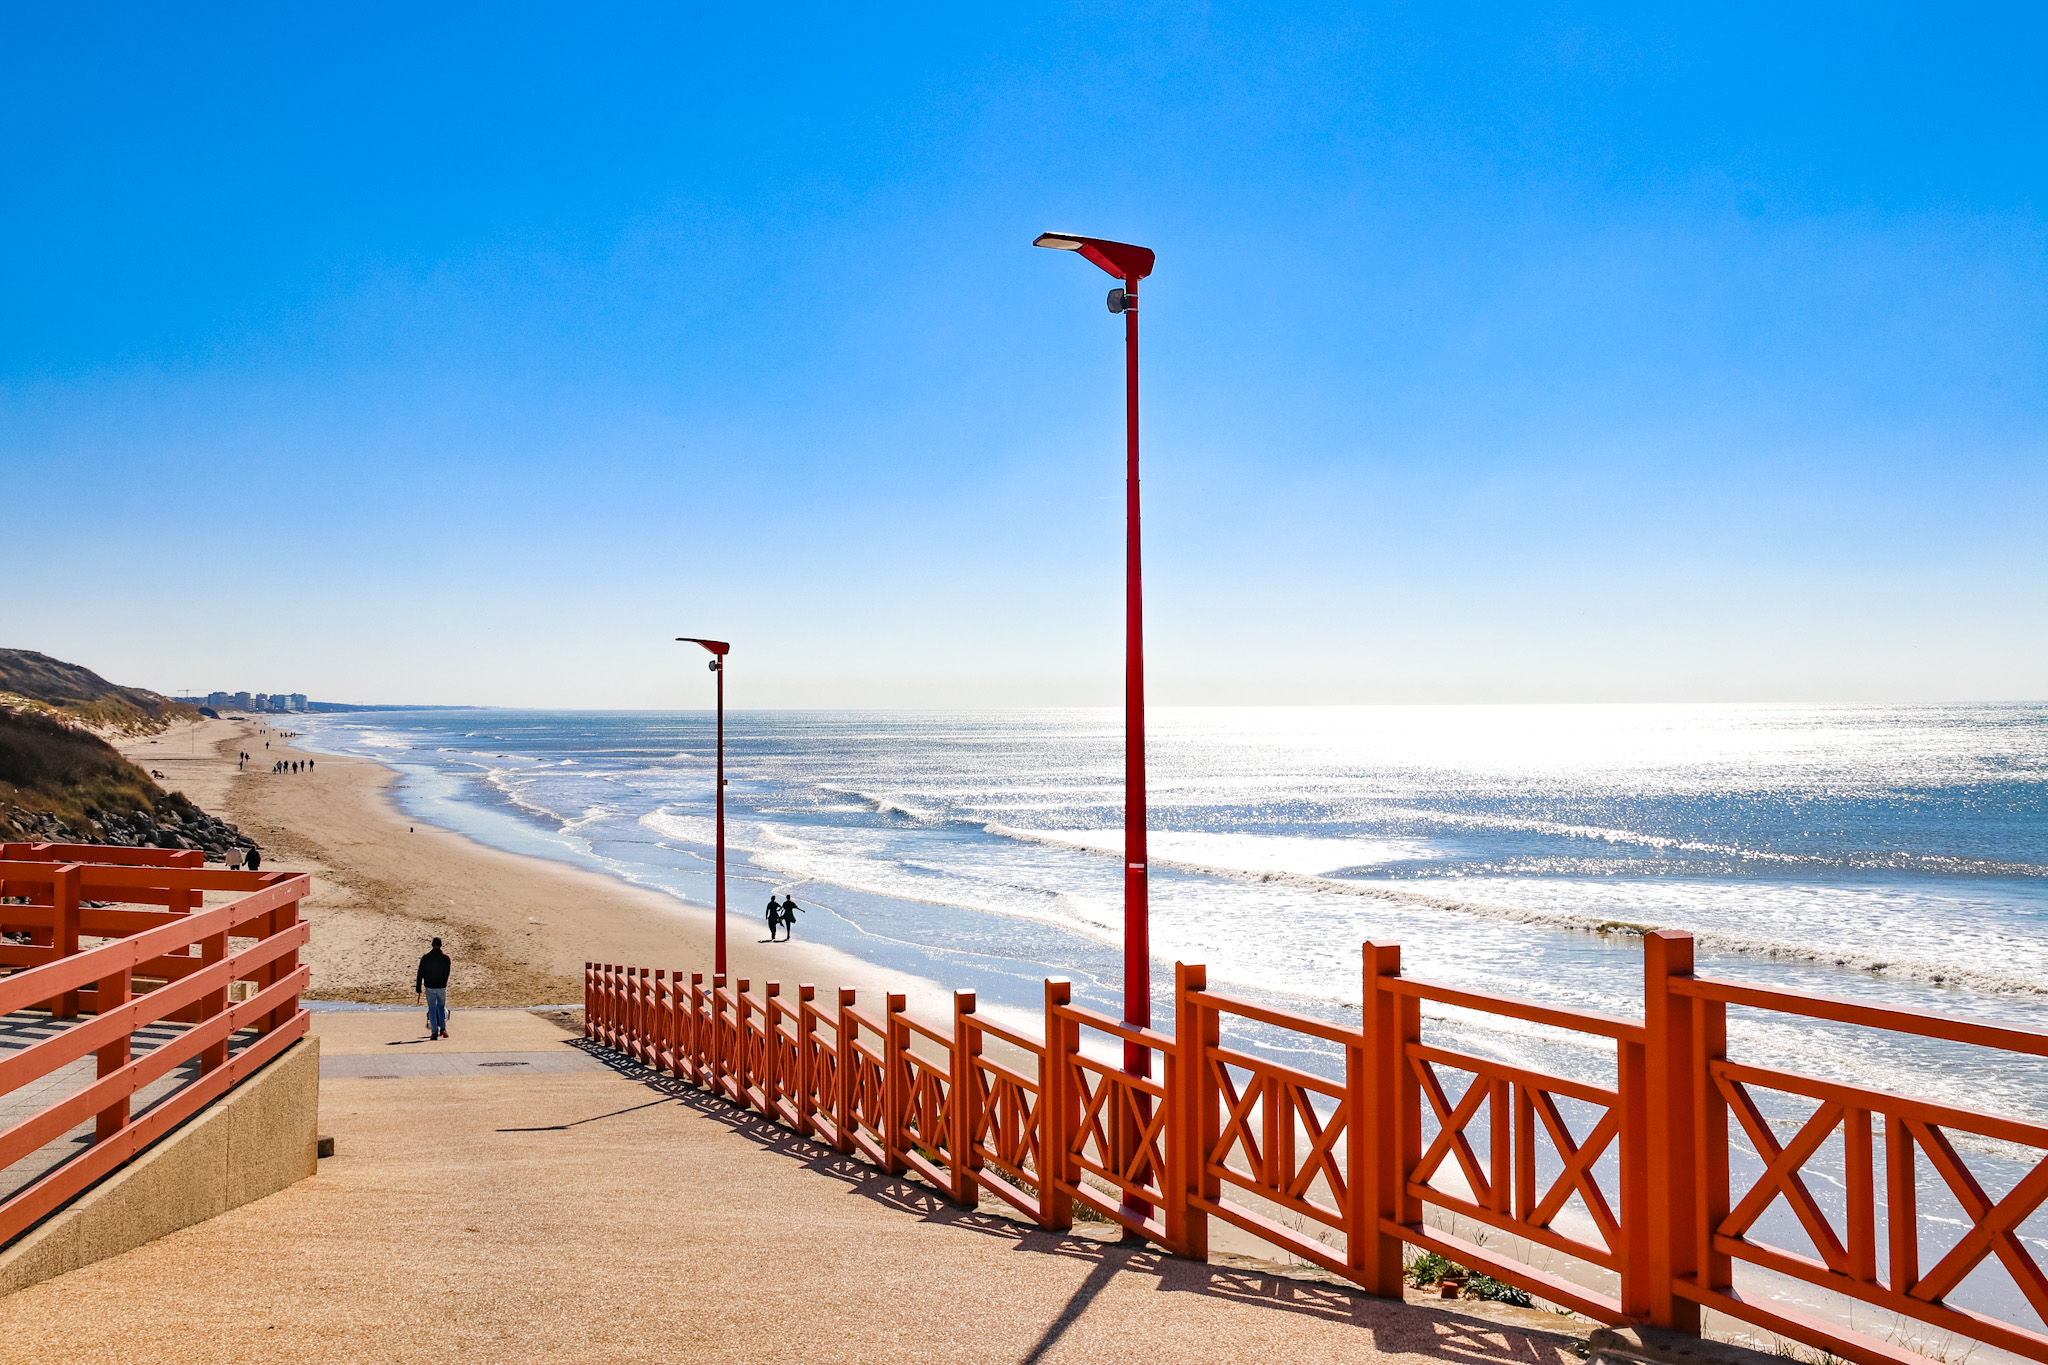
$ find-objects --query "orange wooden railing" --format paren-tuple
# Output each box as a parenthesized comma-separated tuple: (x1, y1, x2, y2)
(0, 844, 311, 1247)
(585, 931, 2048, 1365)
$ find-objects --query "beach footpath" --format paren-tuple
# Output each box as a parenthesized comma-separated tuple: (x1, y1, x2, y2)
(0, 1002, 1590, 1364)
(118, 718, 954, 1017)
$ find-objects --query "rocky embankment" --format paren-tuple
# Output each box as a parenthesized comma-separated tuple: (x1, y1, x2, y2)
(1, 797, 257, 863)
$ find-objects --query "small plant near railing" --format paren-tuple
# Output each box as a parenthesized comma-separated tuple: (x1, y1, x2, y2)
(1403, 1250, 1533, 1307)
(1404, 1249, 1462, 1286)
(1462, 1276, 1534, 1308)
(1765, 1341, 1844, 1365)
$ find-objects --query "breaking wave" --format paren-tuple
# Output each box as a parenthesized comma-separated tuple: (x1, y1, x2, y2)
(980, 823, 2048, 996)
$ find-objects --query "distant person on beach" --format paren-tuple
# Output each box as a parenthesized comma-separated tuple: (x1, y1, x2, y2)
(780, 896, 806, 941)
(765, 894, 784, 941)
(226, 846, 246, 870)
(416, 937, 452, 1040)
(246, 848, 260, 872)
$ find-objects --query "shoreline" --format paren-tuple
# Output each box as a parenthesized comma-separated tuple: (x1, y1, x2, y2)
(119, 717, 960, 1015)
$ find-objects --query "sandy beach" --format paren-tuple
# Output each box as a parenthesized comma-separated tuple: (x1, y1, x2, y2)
(117, 716, 954, 1015)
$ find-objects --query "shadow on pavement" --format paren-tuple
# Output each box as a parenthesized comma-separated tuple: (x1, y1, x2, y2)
(561, 1037, 1587, 1364)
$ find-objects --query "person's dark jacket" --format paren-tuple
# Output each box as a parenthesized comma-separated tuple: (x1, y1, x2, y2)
(415, 949, 451, 991)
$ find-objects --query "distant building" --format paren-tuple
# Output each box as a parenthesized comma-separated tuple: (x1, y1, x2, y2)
(189, 688, 311, 713)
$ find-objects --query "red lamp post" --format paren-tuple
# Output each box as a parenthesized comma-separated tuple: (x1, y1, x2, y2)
(1033, 231, 1157, 1080)
(678, 636, 732, 975)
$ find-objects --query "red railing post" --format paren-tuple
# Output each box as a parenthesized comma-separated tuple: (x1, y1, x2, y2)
(1886, 1116, 1919, 1297)
(732, 978, 751, 1105)
(270, 893, 302, 1034)
(632, 967, 645, 1058)
(1357, 940, 1409, 1297)
(52, 865, 81, 1018)
(604, 963, 616, 1045)
(198, 922, 230, 1072)
(633, 966, 643, 1054)
(1697, 958, 1733, 1309)
(688, 972, 706, 1084)
(1643, 930, 1701, 1333)
(640, 967, 655, 1059)
(584, 962, 594, 1038)
(796, 984, 817, 1136)
(675, 970, 686, 1078)
(675, 971, 688, 1081)
(835, 987, 858, 1155)
(254, 898, 282, 1036)
(884, 992, 908, 1175)
(1175, 961, 1210, 1261)
(654, 970, 670, 1072)
(710, 973, 728, 1094)
(764, 981, 783, 1115)
(606, 961, 622, 1055)
(1043, 978, 1076, 1229)
(952, 989, 980, 1207)
(601, 965, 615, 1047)
(94, 960, 133, 1142)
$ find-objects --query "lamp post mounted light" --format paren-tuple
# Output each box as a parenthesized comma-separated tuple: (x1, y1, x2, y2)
(1033, 231, 1157, 1083)
(678, 637, 732, 974)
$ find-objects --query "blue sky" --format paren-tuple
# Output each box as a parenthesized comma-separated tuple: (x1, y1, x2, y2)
(4, 3, 2042, 706)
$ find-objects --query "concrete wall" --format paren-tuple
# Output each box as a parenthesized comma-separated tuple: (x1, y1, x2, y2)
(0, 1034, 320, 1295)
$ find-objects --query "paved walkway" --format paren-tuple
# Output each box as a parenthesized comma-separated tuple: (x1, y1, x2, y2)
(0, 1009, 1592, 1364)
(320, 1049, 610, 1079)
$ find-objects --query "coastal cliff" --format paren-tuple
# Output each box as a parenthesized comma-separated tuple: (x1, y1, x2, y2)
(0, 649, 253, 858)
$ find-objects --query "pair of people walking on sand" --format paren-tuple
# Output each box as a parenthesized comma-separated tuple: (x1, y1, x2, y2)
(764, 893, 805, 942)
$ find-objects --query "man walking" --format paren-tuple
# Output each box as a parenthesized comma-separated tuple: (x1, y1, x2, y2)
(765, 894, 784, 942)
(416, 937, 452, 1040)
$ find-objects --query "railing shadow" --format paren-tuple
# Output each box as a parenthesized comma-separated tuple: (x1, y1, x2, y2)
(565, 1037, 1585, 1363)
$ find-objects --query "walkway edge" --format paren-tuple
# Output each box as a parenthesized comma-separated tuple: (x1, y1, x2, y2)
(0, 1035, 320, 1295)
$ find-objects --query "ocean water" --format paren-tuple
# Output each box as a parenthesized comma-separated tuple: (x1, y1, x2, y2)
(293, 704, 2048, 1330)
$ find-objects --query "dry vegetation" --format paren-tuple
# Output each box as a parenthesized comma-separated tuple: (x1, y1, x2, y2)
(0, 706, 172, 834)
(0, 648, 200, 737)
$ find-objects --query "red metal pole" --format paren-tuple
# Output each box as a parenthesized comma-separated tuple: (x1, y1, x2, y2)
(715, 655, 727, 977)
(1123, 272, 1149, 1075)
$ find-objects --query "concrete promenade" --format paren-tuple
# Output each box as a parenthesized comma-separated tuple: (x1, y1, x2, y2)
(0, 1008, 1593, 1364)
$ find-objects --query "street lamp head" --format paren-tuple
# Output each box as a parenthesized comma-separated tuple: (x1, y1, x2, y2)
(676, 637, 730, 657)
(1032, 231, 1154, 282)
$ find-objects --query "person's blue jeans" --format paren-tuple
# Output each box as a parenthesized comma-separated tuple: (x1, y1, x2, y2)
(425, 987, 448, 1036)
